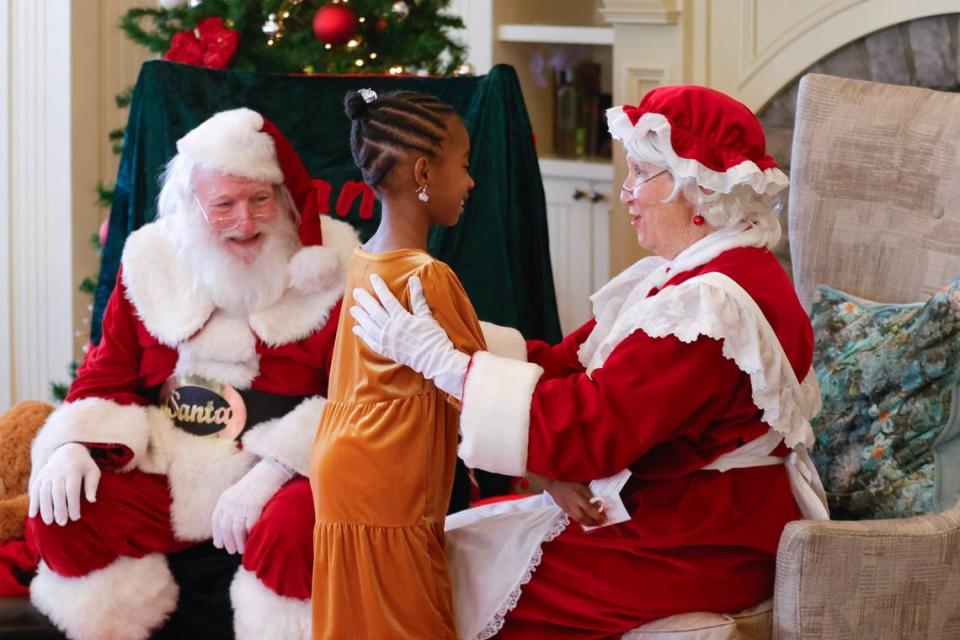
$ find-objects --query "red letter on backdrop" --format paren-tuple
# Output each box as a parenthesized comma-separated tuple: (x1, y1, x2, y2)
(335, 180, 376, 220)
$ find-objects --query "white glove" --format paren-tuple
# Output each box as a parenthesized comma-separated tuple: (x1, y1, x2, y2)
(28, 442, 101, 526)
(350, 274, 470, 400)
(212, 458, 295, 555)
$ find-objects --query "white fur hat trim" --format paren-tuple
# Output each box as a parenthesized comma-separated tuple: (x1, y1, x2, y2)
(176, 108, 283, 183)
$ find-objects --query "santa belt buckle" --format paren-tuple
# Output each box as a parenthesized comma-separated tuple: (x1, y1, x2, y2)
(159, 375, 246, 441)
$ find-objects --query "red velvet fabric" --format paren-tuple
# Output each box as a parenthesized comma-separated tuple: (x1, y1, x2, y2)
(26, 471, 191, 577)
(499, 247, 809, 638)
(0, 537, 39, 596)
(242, 477, 314, 599)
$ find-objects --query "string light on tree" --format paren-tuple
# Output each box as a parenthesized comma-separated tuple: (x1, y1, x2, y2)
(388, 65, 404, 75)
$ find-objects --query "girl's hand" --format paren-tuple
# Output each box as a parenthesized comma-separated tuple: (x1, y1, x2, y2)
(544, 479, 605, 527)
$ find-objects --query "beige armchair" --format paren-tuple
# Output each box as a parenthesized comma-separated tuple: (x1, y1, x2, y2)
(774, 73, 960, 639)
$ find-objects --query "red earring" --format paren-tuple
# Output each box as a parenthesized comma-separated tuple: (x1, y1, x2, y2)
(692, 214, 705, 226)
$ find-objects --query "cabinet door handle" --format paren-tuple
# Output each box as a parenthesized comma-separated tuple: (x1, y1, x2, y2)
(590, 191, 605, 203)
(572, 189, 587, 201)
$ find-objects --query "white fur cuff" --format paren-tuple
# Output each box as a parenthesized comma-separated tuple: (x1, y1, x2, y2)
(242, 396, 326, 476)
(231, 568, 311, 640)
(479, 321, 527, 361)
(31, 555, 178, 640)
(31, 397, 151, 474)
(459, 352, 543, 476)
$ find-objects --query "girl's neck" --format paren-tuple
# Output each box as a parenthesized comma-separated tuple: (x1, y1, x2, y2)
(362, 198, 430, 253)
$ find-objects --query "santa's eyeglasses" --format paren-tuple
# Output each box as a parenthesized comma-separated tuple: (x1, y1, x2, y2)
(193, 191, 279, 231)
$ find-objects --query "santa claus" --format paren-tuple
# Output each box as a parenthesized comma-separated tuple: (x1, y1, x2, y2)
(25, 108, 358, 640)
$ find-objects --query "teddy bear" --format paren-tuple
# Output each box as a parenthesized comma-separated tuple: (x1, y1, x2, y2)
(0, 400, 52, 541)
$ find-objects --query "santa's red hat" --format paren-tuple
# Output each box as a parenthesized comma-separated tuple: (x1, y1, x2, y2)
(176, 108, 324, 246)
(606, 85, 788, 196)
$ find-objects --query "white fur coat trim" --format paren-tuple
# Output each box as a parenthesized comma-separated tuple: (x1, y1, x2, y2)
(479, 321, 528, 361)
(459, 352, 544, 476)
(320, 215, 363, 262)
(121, 220, 215, 348)
(122, 217, 360, 349)
(242, 396, 326, 477)
(146, 417, 258, 540)
(251, 217, 359, 345)
(231, 568, 311, 640)
(248, 281, 342, 347)
(31, 397, 151, 478)
(31, 555, 178, 640)
(174, 310, 260, 389)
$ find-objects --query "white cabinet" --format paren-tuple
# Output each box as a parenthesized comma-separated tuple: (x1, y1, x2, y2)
(453, 1, 618, 336)
(541, 160, 613, 335)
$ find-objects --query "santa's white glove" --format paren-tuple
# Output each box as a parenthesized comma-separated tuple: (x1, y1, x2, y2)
(212, 458, 294, 555)
(350, 274, 470, 400)
(28, 442, 101, 526)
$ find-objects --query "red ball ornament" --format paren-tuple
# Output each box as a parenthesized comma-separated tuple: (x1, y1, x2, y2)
(312, 4, 359, 46)
(374, 17, 389, 32)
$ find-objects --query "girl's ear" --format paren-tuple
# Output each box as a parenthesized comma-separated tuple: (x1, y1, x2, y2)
(413, 156, 430, 188)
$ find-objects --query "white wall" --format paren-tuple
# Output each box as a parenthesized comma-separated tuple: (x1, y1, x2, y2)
(1, 0, 74, 407)
(0, 0, 149, 410)
(0, 0, 11, 409)
(447, 0, 493, 73)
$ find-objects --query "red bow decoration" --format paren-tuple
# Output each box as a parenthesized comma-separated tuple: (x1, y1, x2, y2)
(163, 17, 239, 70)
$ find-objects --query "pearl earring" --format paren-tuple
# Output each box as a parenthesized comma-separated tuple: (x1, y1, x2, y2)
(417, 184, 430, 203)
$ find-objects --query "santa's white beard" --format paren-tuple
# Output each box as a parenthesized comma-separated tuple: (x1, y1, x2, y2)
(169, 213, 301, 314)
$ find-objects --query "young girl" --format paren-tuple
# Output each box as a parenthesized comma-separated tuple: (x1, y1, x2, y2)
(309, 89, 483, 639)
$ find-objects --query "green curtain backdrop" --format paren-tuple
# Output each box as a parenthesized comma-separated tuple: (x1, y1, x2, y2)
(93, 60, 561, 345)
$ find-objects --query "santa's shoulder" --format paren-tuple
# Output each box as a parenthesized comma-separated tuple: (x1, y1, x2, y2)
(120, 219, 214, 347)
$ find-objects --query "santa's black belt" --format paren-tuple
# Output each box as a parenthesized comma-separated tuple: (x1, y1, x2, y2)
(147, 380, 308, 441)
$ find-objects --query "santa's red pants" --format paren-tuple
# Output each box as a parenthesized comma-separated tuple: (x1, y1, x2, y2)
(26, 470, 313, 599)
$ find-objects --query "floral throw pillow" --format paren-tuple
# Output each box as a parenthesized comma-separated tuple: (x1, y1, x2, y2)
(810, 277, 960, 520)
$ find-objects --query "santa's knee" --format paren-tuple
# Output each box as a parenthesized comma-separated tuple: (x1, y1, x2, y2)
(28, 469, 176, 577)
(241, 477, 313, 600)
(233, 480, 313, 640)
(28, 471, 128, 577)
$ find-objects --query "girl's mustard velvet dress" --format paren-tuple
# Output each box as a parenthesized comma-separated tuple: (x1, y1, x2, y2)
(310, 248, 485, 639)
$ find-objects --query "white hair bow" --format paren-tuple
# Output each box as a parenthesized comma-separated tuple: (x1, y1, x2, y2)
(358, 88, 378, 104)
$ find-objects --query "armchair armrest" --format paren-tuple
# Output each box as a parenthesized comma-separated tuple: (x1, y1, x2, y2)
(773, 506, 960, 639)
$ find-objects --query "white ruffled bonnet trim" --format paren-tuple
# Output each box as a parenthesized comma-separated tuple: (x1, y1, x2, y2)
(606, 107, 789, 197)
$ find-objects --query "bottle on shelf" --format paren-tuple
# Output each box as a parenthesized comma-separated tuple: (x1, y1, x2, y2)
(554, 68, 580, 158)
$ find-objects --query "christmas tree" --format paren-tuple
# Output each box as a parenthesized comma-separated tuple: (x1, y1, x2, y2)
(124, 0, 467, 75)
